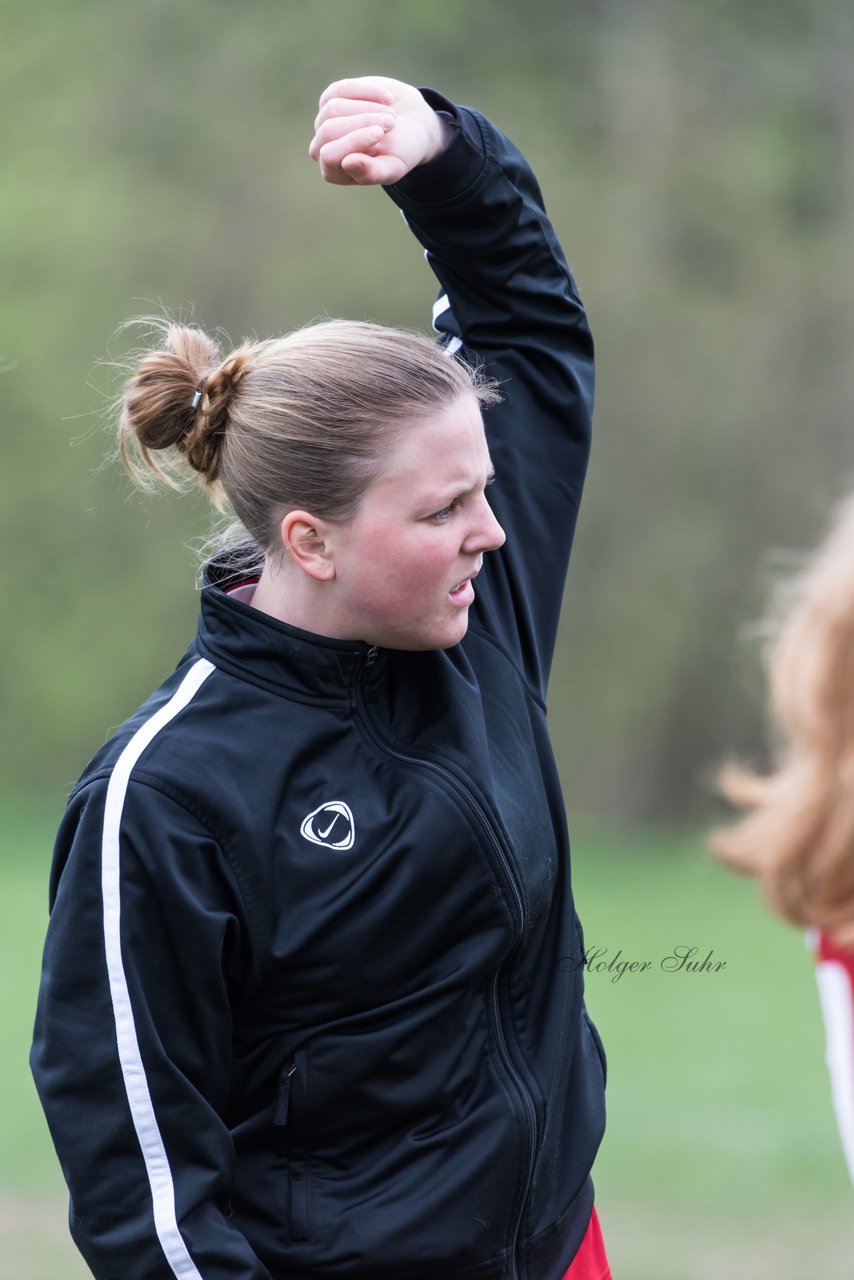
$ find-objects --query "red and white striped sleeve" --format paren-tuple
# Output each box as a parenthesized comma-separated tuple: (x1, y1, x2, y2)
(809, 928, 854, 1186)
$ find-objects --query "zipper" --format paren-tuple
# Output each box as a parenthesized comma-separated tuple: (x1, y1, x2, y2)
(488, 979, 537, 1279)
(274, 1061, 296, 1127)
(273, 1058, 311, 1242)
(355, 654, 536, 1280)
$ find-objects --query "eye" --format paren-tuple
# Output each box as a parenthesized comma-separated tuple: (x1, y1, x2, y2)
(430, 502, 457, 523)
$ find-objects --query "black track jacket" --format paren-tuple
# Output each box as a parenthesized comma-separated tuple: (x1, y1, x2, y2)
(31, 92, 605, 1280)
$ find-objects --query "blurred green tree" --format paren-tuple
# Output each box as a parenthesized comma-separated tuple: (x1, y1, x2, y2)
(2, 0, 853, 826)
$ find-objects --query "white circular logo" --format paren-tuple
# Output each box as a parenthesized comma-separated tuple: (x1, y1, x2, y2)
(299, 801, 355, 850)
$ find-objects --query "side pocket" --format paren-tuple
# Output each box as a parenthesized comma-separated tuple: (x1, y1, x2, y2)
(273, 1054, 312, 1242)
(582, 1008, 607, 1087)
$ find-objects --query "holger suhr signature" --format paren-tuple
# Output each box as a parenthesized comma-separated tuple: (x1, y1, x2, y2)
(560, 945, 727, 983)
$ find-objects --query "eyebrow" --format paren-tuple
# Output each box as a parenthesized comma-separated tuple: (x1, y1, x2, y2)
(426, 467, 496, 508)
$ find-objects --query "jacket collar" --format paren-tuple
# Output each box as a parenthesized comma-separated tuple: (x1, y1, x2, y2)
(197, 545, 382, 705)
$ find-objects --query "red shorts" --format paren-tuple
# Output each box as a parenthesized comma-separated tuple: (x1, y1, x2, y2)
(560, 1206, 613, 1280)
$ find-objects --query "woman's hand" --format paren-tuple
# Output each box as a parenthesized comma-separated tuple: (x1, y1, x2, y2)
(309, 77, 454, 186)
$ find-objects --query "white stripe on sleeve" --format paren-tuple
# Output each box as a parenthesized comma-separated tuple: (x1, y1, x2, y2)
(815, 959, 854, 1187)
(432, 293, 451, 330)
(101, 658, 216, 1280)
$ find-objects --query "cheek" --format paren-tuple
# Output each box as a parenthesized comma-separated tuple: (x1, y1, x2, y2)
(361, 534, 453, 612)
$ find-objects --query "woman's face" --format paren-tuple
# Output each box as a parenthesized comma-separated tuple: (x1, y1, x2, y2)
(330, 394, 505, 650)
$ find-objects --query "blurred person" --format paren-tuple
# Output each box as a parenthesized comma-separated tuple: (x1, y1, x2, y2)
(30, 77, 611, 1279)
(714, 494, 854, 1187)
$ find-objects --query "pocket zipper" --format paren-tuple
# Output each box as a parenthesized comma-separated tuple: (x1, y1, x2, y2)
(274, 1062, 297, 1127)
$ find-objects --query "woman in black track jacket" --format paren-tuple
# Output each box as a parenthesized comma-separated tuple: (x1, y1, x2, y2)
(31, 77, 610, 1280)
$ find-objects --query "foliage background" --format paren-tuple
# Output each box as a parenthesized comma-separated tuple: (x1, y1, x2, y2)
(3, 1, 854, 1277)
(4, 0, 854, 824)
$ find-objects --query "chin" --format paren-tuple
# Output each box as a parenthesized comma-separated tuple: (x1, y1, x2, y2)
(425, 616, 470, 651)
(387, 617, 470, 652)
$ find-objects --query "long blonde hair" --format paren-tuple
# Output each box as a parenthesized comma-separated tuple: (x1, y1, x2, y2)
(713, 493, 854, 944)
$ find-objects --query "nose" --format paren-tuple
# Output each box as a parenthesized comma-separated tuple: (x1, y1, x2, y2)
(464, 494, 506, 554)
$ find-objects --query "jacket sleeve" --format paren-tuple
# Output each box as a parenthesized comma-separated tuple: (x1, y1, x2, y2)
(30, 776, 272, 1280)
(811, 930, 854, 1187)
(385, 91, 594, 699)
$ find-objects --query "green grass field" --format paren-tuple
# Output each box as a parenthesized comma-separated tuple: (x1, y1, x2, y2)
(2, 809, 852, 1279)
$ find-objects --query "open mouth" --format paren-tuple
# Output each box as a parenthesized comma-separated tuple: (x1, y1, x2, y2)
(449, 568, 479, 603)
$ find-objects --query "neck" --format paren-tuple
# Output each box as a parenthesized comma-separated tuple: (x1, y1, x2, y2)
(249, 561, 349, 641)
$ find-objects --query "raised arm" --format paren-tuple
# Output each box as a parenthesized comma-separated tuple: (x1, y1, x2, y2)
(311, 77, 594, 697)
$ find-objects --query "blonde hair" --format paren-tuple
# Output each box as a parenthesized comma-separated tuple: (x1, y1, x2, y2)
(118, 318, 499, 553)
(713, 492, 854, 944)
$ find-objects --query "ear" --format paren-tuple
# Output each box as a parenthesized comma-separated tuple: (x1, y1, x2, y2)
(278, 510, 336, 582)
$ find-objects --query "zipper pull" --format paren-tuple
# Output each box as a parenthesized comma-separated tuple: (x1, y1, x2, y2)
(365, 646, 378, 667)
(274, 1062, 296, 1127)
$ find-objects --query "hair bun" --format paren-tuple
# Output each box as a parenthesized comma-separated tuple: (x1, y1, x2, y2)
(187, 351, 253, 480)
(118, 322, 247, 491)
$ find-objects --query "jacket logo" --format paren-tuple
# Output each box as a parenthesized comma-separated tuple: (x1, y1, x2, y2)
(300, 801, 355, 850)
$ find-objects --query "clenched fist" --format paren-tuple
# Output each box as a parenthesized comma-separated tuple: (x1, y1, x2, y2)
(309, 76, 454, 186)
